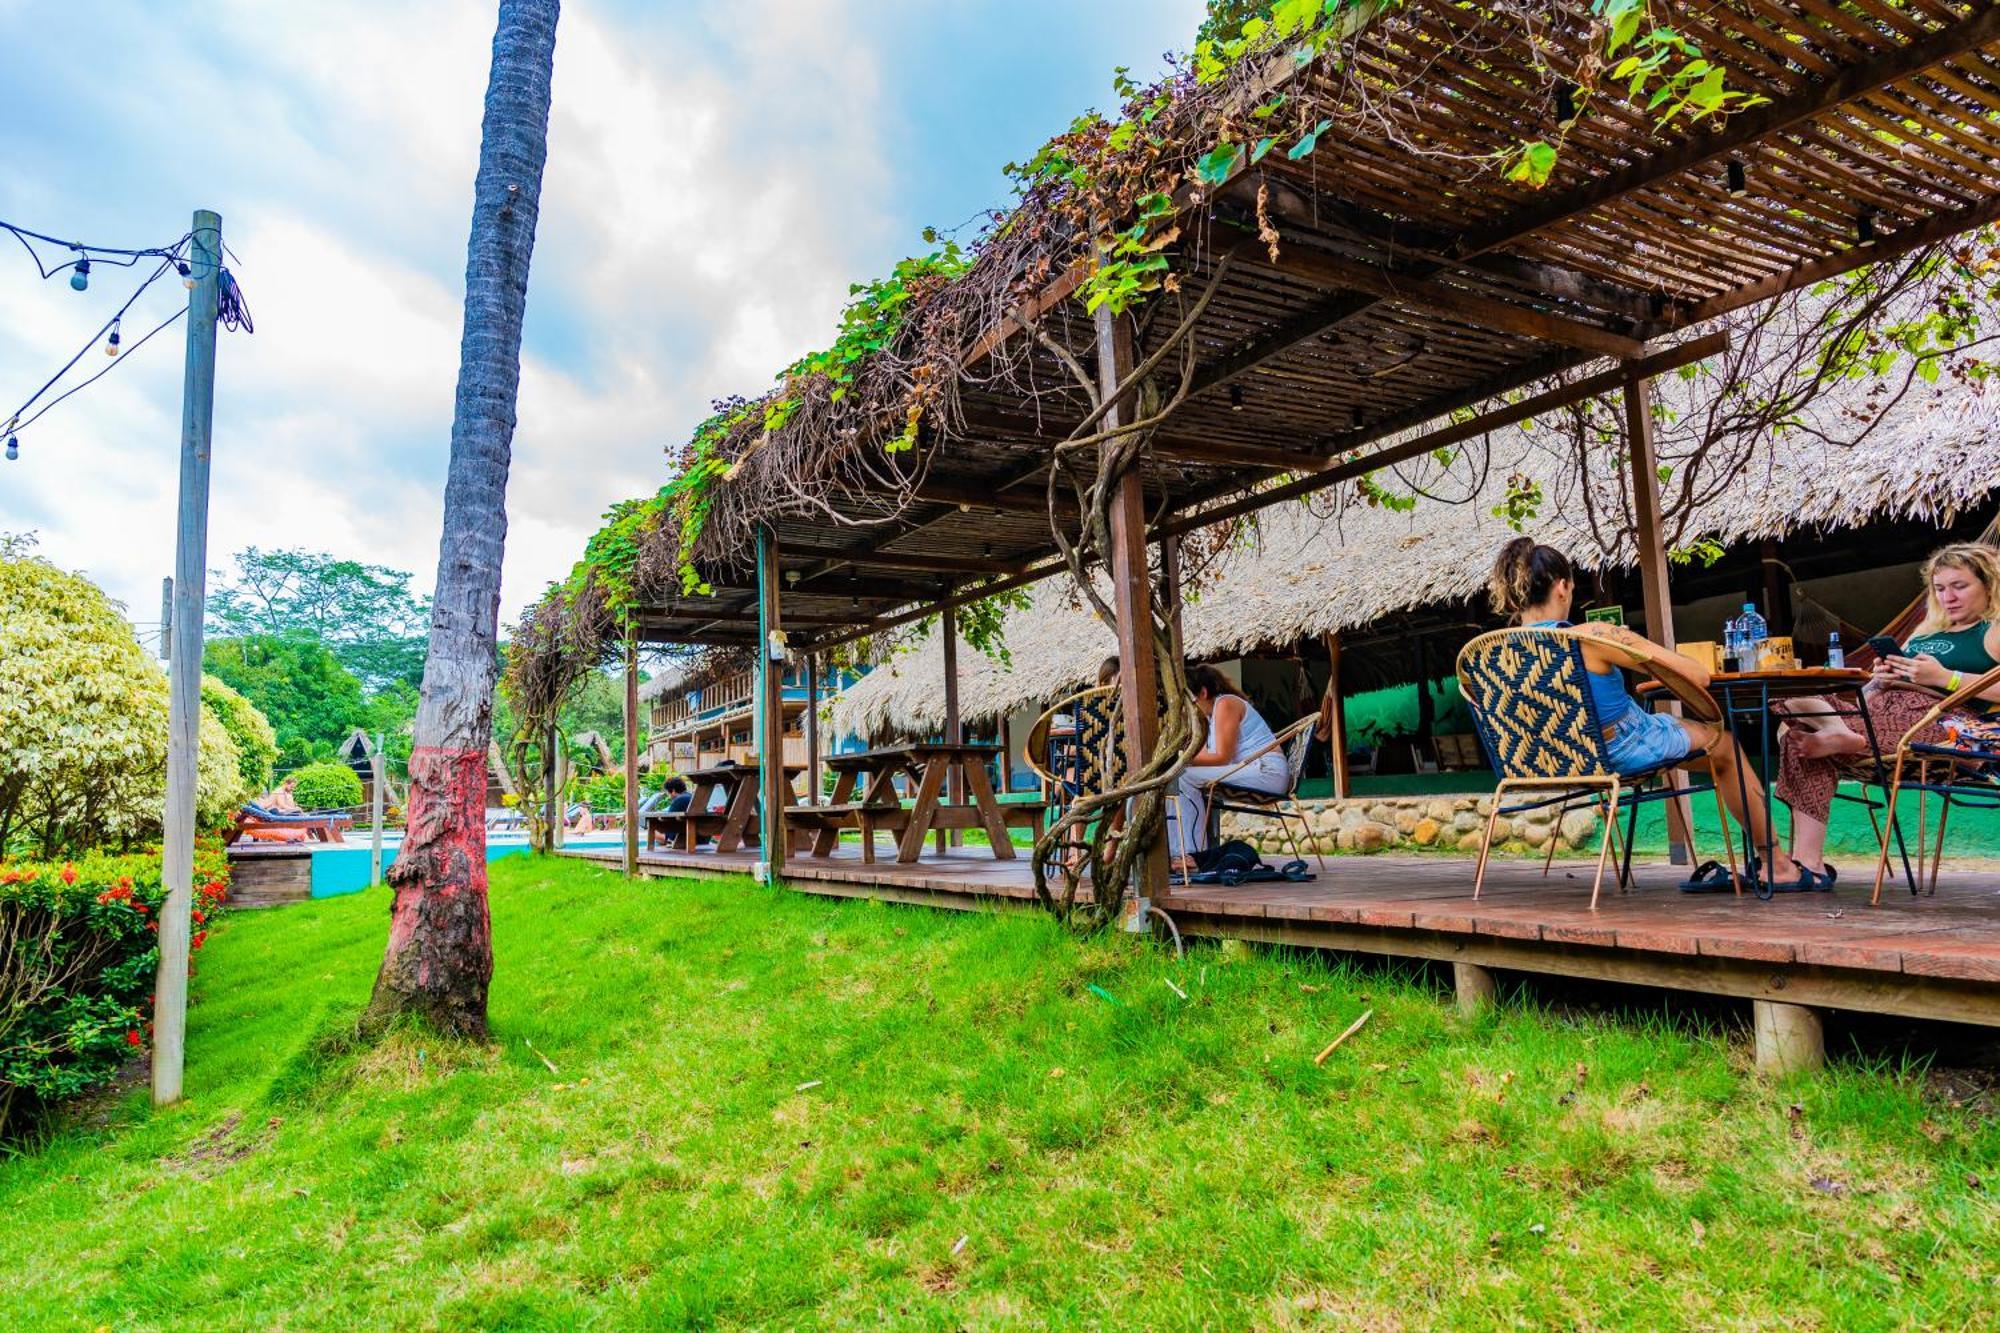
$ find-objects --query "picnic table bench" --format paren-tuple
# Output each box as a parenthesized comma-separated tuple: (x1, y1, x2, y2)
(788, 742, 1045, 863)
(646, 759, 806, 854)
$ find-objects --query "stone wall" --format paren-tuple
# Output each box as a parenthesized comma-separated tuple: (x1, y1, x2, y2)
(1217, 793, 1605, 858)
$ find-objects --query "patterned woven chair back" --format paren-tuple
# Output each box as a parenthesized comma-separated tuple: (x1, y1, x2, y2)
(1279, 715, 1316, 794)
(1075, 687, 1122, 796)
(1456, 628, 1615, 780)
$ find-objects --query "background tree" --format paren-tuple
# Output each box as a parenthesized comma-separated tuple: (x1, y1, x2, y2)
(203, 634, 371, 771)
(201, 674, 279, 794)
(366, 0, 560, 1039)
(207, 546, 431, 690)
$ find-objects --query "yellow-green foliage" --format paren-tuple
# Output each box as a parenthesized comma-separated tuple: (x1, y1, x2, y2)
(0, 545, 246, 857)
(201, 673, 279, 794)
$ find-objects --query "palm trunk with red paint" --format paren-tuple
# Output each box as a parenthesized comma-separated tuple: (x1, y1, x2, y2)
(366, 0, 560, 1038)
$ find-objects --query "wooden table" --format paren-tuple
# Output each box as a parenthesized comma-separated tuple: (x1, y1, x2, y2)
(1648, 668, 1914, 895)
(646, 760, 805, 854)
(791, 743, 1044, 864)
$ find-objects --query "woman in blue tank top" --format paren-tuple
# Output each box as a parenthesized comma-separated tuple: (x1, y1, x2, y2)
(1490, 538, 1811, 893)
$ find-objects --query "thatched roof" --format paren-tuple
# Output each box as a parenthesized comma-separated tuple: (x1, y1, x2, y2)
(831, 385, 2000, 741)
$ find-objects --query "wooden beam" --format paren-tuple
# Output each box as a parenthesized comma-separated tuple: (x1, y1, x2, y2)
(1233, 237, 1649, 360)
(1452, 6, 2000, 257)
(623, 635, 639, 878)
(942, 603, 963, 847)
(1624, 374, 1693, 866)
(1100, 305, 1170, 905)
(799, 560, 1069, 655)
(756, 526, 786, 876)
(1149, 435, 1307, 472)
(1157, 331, 1729, 540)
(780, 543, 1032, 576)
(907, 480, 1077, 516)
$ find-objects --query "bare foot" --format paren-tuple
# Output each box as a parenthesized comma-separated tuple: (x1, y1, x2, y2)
(1793, 728, 1861, 760)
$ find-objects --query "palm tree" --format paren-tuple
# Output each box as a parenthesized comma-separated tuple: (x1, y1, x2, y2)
(365, 0, 560, 1039)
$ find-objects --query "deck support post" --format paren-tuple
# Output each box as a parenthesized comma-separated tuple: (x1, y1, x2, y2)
(942, 604, 963, 848)
(1098, 305, 1169, 913)
(756, 525, 786, 881)
(1321, 631, 1351, 800)
(623, 633, 640, 878)
(804, 650, 821, 807)
(1453, 962, 1497, 1016)
(1752, 1000, 1825, 1075)
(1623, 374, 1693, 865)
(1160, 532, 1186, 663)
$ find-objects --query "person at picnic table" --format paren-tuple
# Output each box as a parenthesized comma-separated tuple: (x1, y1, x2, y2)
(1168, 662, 1290, 872)
(1490, 537, 1807, 893)
(1771, 542, 2000, 885)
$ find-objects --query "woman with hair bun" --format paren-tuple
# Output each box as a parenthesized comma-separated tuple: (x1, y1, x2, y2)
(1486, 536, 1812, 893)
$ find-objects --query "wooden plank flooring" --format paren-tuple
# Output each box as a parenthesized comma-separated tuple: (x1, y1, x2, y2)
(561, 846, 2000, 1025)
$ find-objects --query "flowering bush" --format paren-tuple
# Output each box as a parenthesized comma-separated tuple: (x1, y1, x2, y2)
(203, 673, 279, 794)
(0, 540, 248, 857)
(288, 761, 364, 813)
(0, 844, 229, 1139)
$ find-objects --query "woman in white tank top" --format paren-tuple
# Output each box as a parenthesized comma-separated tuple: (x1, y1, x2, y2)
(1170, 663, 1290, 868)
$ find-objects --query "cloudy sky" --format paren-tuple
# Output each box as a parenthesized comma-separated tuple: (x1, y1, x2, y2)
(0, 0, 1204, 629)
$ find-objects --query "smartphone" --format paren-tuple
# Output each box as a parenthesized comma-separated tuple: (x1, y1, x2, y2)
(1866, 635, 1903, 659)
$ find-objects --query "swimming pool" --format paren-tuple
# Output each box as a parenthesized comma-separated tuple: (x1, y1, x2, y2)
(306, 835, 627, 897)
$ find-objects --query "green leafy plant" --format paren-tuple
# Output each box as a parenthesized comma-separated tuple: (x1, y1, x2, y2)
(288, 762, 365, 814)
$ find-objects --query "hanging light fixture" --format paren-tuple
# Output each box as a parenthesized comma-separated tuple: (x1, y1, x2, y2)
(68, 257, 90, 292)
(1856, 209, 1877, 244)
(105, 318, 122, 356)
(1726, 158, 1747, 197)
(5, 437, 17, 462)
(1554, 84, 1578, 126)
(1351, 405, 1364, 430)
(1229, 383, 1244, 411)
(178, 260, 194, 289)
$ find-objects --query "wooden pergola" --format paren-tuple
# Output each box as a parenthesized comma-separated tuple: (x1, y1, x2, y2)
(614, 2, 2000, 893)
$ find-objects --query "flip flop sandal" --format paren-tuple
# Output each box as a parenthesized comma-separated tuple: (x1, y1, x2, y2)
(1765, 868, 1824, 894)
(1817, 864, 1838, 890)
(1678, 860, 1737, 894)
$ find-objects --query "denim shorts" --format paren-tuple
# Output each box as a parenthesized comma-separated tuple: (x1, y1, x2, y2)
(1603, 708, 1692, 776)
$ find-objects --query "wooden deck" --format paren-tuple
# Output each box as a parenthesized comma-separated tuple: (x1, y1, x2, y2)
(560, 846, 2000, 1028)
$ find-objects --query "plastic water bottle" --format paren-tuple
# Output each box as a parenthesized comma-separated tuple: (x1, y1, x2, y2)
(1738, 602, 1769, 670)
(1826, 631, 1845, 670)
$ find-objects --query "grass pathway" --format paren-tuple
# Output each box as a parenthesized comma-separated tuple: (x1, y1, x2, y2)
(1, 857, 1994, 1327)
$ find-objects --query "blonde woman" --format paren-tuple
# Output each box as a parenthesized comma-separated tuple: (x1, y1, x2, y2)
(1488, 537, 1811, 892)
(1775, 543, 2000, 882)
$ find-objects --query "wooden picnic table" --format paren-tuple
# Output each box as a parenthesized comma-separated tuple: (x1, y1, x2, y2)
(788, 742, 1045, 864)
(645, 759, 806, 854)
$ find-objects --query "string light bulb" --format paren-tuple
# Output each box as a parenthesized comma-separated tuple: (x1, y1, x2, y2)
(178, 260, 194, 289)
(1726, 159, 1747, 197)
(1856, 209, 1876, 244)
(105, 319, 121, 356)
(1554, 84, 1577, 126)
(1229, 383, 1244, 411)
(68, 258, 90, 292)
(5, 437, 17, 462)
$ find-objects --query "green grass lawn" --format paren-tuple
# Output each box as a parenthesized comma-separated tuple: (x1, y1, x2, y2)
(3, 859, 1996, 1328)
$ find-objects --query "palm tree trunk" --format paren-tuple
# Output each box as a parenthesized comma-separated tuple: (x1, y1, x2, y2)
(365, 0, 560, 1039)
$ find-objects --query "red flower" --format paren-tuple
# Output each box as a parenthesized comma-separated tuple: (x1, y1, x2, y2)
(59, 863, 78, 886)
(192, 910, 205, 924)
(191, 930, 207, 950)
(125, 1030, 142, 1047)
(133, 902, 148, 914)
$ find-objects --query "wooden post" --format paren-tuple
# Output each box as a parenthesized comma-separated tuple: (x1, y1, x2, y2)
(151, 208, 222, 1109)
(623, 633, 639, 877)
(1453, 962, 1497, 1017)
(804, 650, 821, 806)
(369, 734, 386, 886)
(158, 576, 173, 660)
(1098, 305, 1168, 905)
(1321, 631, 1351, 799)
(543, 723, 560, 852)
(1752, 1000, 1825, 1075)
(756, 525, 786, 879)
(1160, 532, 1186, 662)
(1623, 375, 1693, 864)
(552, 747, 568, 850)
(942, 604, 963, 848)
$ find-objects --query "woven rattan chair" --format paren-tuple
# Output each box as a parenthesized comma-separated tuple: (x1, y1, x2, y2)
(1869, 664, 2000, 905)
(1457, 626, 1736, 910)
(1023, 686, 1125, 871)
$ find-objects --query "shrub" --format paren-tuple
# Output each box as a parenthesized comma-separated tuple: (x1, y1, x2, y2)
(0, 843, 230, 1139)
(289, 761, 364, 813)
(202, 674, 279, 794)
(573, 771, 628, 812)
(0, 541, 245, 858)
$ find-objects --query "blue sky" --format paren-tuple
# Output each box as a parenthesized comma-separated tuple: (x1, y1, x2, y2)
(0, 0, 1204, 624)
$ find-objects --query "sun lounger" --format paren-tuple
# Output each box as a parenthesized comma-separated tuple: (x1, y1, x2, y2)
(227, 801, 354, 846)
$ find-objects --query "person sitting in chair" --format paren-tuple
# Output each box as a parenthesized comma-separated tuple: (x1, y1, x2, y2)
(656, 776, 693, 848)
(1772, 542, 2000, 884)
(1169, 663, 1290, 873)
(1489, 537, 1809, 892)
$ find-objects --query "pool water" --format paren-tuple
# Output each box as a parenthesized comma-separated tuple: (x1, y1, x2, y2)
(307, 835, 626, 897)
